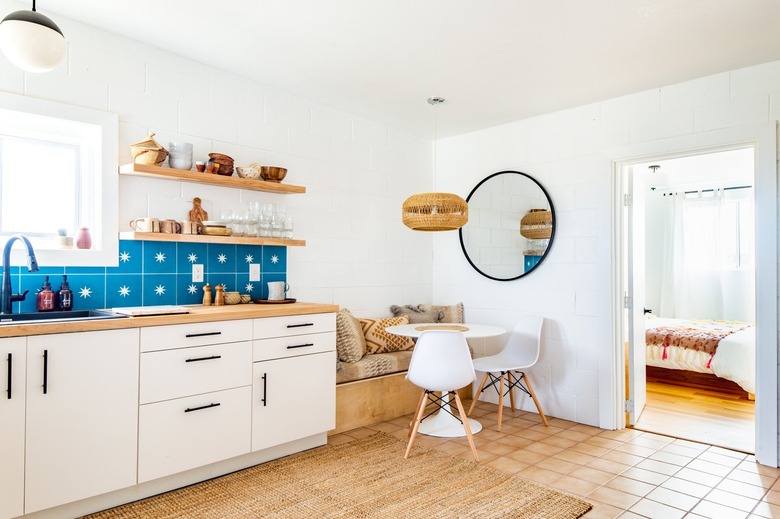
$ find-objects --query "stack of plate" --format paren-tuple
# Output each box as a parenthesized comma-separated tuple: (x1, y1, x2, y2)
(201, 220, 232, 236)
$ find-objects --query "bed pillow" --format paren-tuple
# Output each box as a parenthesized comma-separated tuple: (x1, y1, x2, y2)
(336, 308, 367, 363)
(360, 316, 415, 354)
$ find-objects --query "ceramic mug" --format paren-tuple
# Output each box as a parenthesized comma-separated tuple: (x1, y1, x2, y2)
(129, 217, 160, 233)
(180, 220, 202, 235)
(160, 219, 182, 234)
(267, 281, 289, 301)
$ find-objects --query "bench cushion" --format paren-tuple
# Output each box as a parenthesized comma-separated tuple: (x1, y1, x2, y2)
(336, 351, 414, 384)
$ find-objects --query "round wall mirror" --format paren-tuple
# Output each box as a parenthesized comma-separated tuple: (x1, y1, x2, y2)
(459, 170, 556, 281)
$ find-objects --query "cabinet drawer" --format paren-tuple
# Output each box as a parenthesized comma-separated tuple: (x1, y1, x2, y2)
(140, 341, 252, 404)
(141, 320, 252, 352)
(253, 331, 335, 362)
(138, 386, 251, 483)
(253, 313, 335, 340)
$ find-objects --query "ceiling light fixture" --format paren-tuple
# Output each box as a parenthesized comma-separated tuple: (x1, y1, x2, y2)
(402, 97, 468, 232)
(0, 0, 65, 73)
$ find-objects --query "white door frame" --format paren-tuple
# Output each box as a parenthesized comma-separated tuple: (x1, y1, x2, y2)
(607, 122, 777, 467)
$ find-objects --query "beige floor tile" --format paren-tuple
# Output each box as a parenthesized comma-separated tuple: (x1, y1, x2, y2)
(585, 436, 624, 450)
(432, 440, 470, 456)
(569, 466, 617, 486)
(524, 441, 565, 456)
(660, 442, 707, 458)
(707, 488, 760, 512)
(675, 467, 724, 487)
(549, 474, 600, 496)
(366, 421, 403, 433)
(517, 465, 564, 486)
(484, 455, 528, 474)
(616, 512, 646, 519)
(557, 429, 595, 443)
(763, 489, 780, 506)
(586, 458, 631, 476)
(480, 441, 518, 456)
(535, 456, 581, 475)
(687, 458, 736, 477)
(728, 468, 778, 490)
(717, 478, 769, 501)
(598, 429, 644, 442)
(540, 435, 579, 449)
(571, 442, 611, 457)
(612, 443, 657, 458)
(514, 429, 551, 441)
(708, 445, 749, 459)
(626, 433, 675, 450)
(660, 476, 712, 499)
(344, 427, 379, 439)
(554, 449, 597, 466)
(494, 435, 534, 449)
(581, 501, 623, 518)
(620, 466, 670, 486)
(605, 475, 657, 497)
(629, 498, 687, 519)
(570, 423, 603, 436)
(645, 486, 699, 511)
(753, 499, 780, 518)
(743, 460, 780, 478)
(327, 433, 356, 446)
(600, 449, 644, 467)
(587, 486, 642, 509)
(698, 450, 747, 468)
(691, 499, 750, 519)
(647, 450, 693, 467)
(506, 449, 548, 465)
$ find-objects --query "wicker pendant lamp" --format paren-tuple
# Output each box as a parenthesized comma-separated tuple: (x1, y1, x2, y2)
(402, 97, 468, 232)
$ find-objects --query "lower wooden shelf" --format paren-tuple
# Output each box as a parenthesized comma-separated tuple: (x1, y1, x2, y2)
(119, 232, 305, 247)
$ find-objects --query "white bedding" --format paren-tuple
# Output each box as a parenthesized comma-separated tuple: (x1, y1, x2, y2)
(645, 317, 755, 394)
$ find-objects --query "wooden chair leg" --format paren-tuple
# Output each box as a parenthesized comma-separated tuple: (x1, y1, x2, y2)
(467, 372, 490, 416)
(523, 372, 548, 426)
(508, 371, 517, 411)
(453, 391, 479, 462)
(497, 372, 505, 432)
(405, 390, 429, 458)
(409, 389, 427, 437)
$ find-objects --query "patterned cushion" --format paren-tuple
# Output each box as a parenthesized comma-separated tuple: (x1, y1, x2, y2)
(389, 303, 464, 324)
(336, 309, 367, 363)
(336, 351, 414, 384)
(359, 316, 415, 354)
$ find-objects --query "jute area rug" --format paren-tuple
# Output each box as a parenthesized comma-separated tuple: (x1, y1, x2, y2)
(84, 432, 592, 518)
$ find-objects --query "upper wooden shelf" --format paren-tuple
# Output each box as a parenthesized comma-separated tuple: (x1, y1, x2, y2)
(119, 232, 305, 247)
(119, 163, 306, 194)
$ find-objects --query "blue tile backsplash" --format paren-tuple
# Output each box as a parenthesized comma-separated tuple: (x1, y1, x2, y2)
(2, 240, 287, 313)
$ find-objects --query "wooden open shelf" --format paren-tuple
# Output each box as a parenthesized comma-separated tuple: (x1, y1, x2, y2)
(119, 163, 306, 194)
(120, 232, 305, 247)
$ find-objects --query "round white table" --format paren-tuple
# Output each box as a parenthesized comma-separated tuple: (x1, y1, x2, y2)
(385, 322, 506, 438)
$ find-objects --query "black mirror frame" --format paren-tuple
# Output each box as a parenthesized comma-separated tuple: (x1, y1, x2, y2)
(458, 170, 556, 281)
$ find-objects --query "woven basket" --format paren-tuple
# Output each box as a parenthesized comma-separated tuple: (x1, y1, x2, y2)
(130, 132, 168, 166)
(520, 209, 552, 239)
(402, 192, 468, 231)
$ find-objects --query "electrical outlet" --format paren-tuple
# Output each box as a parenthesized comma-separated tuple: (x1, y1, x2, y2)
(249, 263, 260, 281)
(192, 264, 204, 282)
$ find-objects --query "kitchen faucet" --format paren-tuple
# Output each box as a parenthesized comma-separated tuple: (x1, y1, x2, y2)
(1, 234, 39, 314)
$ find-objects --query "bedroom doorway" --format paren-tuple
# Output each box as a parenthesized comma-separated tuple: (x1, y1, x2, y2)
(628, 148, 756, 453)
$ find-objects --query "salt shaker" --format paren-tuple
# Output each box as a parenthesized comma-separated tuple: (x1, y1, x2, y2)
(214, 285, 224, 306)
(202, 283, 212, 306)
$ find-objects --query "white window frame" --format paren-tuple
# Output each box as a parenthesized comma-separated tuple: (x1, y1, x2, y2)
(0, 92, 118, 267)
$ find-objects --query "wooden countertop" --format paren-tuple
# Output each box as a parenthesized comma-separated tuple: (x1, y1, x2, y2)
(0, 302, 339, 338)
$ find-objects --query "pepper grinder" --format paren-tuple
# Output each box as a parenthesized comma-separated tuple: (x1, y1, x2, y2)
(214, 285, 224, 306)
(202, 283, 212, 306)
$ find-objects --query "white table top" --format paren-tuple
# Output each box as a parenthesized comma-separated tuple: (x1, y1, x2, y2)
(385, 322, 506, 339)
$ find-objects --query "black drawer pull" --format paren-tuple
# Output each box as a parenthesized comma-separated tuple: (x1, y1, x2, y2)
(185, 355, 222, 363)
(185, 331, 222, 338)
(42, 349, 48, 395)
(261, 373, 267, 407)
(184, 402, 221, 413)
(6, 353, 11, 400)
(286, 323, 314, 329)
(286, 343, 315, 349)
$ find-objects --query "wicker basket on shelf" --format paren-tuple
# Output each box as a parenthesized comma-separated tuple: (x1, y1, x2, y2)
(520, 209, 553, 239)
(130, 132, 168, 166)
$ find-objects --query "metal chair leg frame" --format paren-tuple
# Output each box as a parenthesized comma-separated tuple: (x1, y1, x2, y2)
(467, 372, 490, 416)
(506, 370, 548, 426)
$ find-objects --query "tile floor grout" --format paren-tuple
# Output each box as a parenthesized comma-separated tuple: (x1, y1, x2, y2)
(328, 400, 780, 518)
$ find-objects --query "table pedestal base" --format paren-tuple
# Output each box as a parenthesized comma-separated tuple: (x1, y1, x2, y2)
(417, 414, 483, 438)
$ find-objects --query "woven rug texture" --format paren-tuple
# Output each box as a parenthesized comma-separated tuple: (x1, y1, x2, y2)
(83, 432, 592, 518)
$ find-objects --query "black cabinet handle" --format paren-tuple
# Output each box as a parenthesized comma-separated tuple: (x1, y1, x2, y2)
(42, 349, 48, 395)
(184, 402, 221, 413)
(185, 331, 222, 338)
(185, 355, 222, 363)
(261, 373, 267, 407)
(286, 343, 314, 349)
(286, 323, 314, 329)
(6, 353, 11, 400)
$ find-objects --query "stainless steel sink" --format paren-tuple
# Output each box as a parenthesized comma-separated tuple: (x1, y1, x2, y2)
(0, 309, 127, 325)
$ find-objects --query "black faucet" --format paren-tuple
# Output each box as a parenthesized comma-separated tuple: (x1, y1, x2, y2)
(1, 234, 39, 314)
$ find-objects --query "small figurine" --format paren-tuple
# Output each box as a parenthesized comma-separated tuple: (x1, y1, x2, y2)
(214, 285, 224, 306)
(202, 283, 212, 306)
(189, 197, 208, 227)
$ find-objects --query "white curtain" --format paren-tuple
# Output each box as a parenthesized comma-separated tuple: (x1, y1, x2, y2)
(658, 190, 753, 320)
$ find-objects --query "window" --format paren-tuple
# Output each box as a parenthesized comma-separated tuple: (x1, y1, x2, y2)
(0, 92, 118, 266)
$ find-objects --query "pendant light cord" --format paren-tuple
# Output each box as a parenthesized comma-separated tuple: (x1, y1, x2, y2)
(32, 0, 36, 12)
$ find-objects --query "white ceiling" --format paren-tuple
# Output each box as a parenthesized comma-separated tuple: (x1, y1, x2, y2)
(36, 0, 780, 138)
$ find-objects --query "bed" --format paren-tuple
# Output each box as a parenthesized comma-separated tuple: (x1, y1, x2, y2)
(645, 316, 755, 395)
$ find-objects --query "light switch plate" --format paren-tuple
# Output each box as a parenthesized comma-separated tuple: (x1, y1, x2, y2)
(192, 264, 204, 282)
(249, 263, 260, 281)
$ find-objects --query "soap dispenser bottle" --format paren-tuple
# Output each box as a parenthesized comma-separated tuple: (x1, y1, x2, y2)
(57, 275, 73, 311)
(37, 276, 56, 312)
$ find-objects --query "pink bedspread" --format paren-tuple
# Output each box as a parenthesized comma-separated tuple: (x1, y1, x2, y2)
(646, 319, 751, 357)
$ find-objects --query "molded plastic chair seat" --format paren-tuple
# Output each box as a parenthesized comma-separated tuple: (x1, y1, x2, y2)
(405, 330, 479, 461)
(468, 316, 548, 431)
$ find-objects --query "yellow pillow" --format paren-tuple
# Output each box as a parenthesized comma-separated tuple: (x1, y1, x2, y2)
(359, 316, 415, 354)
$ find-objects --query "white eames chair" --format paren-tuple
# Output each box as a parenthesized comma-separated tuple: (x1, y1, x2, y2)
(468, 316, 548, 431)
(405, 330, 479, 461)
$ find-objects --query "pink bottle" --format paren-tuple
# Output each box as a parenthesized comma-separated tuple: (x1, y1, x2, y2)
(76, 227, 92, 249)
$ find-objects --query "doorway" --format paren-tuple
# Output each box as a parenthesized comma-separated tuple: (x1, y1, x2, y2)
(610, 122, 777, 467)
(627, 148, 756, 453)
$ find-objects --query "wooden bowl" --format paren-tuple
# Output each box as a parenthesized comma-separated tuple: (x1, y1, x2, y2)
(260, 166, 287, 183)
(208, 153, 235, 177)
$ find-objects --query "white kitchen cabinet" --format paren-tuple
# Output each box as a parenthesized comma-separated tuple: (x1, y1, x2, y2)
(0, 337, 25, 519)
(252, 351, 336, 451)
(24, 329, 139, 514)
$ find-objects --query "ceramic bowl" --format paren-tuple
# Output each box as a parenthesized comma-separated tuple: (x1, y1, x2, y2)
(235, 165, 262, 180)
(260, 166, 287, 183)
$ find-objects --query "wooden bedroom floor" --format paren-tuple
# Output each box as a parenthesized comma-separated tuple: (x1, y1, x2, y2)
(633, 368, 755, 454)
